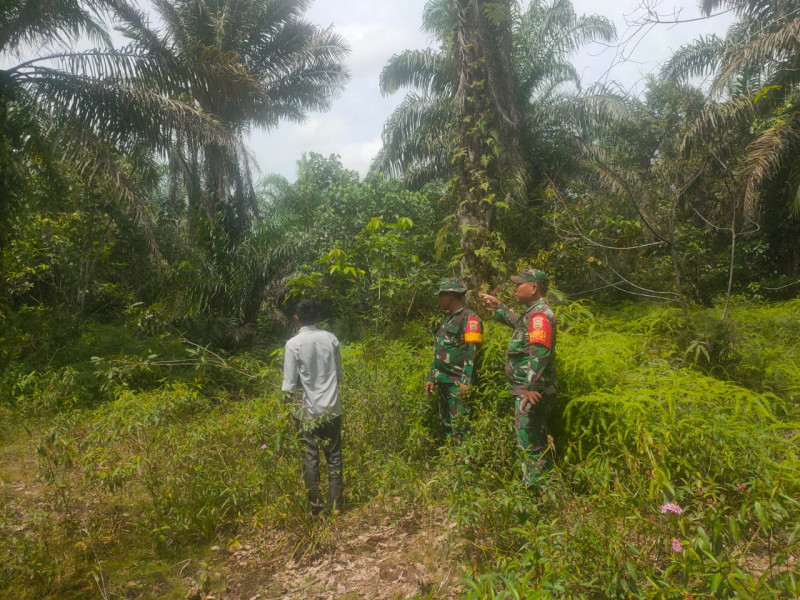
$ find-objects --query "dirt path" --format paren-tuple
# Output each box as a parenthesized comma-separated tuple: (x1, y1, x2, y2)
(0, 432, 42, 524)
(221, 506, 465, 600)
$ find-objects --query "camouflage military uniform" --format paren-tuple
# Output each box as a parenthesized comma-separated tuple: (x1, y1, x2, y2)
(426, 299, 483, 436)
(494, 295, 557, 483)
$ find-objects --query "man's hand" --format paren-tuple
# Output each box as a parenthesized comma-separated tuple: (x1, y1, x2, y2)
(457, 382, 470, 397)
(480, 293, 500, 309)
(521, 389, 542, 411)
(424, 381, 434, 395)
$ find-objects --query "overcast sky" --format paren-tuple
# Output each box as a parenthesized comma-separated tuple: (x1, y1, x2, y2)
(249, 0, 734, 181)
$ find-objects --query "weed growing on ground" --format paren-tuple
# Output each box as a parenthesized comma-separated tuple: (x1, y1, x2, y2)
(1, 298, 799, 598)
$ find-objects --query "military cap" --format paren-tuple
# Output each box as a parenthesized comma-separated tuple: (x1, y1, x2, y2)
(510, 268, 548, 286)
(435, 277, 467, 295)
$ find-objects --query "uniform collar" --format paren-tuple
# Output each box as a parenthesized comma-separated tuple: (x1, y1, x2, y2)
(448, 305, 466, 317)
(522, 298, 546, 315)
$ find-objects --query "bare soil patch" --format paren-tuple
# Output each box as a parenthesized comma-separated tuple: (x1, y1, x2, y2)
(221, 504, 465, 600)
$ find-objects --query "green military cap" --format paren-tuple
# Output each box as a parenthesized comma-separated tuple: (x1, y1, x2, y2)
(435, 277, 467, 295)
(510, 268, 548, 285)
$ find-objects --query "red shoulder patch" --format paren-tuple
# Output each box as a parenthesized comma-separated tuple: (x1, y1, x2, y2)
(528, 313, 552, 349)
(464, 315, 482, 343)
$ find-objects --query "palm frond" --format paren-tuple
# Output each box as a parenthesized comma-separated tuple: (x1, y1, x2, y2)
(25, 67, 234, 150)
(711, 17, 800, 96)
(681, 96, 757, 155)
(372, 91, 451, 184)
(0, 0, 112, 54)
(740, 113, 800, 216)
(662, 35, 726, 82)
(380, 49, 450, 96)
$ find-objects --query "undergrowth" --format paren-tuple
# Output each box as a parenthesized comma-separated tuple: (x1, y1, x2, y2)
(1, 298, 798, 598)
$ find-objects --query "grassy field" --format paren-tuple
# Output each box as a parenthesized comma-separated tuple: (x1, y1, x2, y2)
(1, 299, 798, 599)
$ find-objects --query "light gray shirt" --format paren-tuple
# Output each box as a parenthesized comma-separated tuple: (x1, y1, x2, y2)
(281, 325, 343, 420)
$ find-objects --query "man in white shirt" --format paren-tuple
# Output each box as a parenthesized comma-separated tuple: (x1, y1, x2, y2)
(281, 299, 343, 515)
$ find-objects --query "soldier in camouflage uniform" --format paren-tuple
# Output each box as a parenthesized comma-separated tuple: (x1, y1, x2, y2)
(481, 269, 557, 485)
(425, 278, 483, 437)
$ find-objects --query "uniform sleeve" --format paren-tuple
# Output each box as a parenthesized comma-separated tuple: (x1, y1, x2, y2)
(493, 303, 519, 328)
(426, 322, 442, 383)
(426, 366, 436, 384)
(426, 338, 436, 383)
(521, 313, 553, 391)
(522, 345, 551, 390)
(460, 315, 483, 385)
(281, 342, 298, 393)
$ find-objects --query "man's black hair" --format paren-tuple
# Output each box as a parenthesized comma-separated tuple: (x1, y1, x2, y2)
(295, 299, 319, 325)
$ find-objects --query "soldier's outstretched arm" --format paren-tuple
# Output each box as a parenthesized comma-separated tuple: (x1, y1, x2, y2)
(479, 293, 500, 309)
(493, 303, 519, 328)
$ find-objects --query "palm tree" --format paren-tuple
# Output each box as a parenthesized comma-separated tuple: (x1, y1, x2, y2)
(664, 0, 800, 217)
(376, 0, 524, 285)
(374, 0, 614, 285)
(0, 0, 235, 260)
(118, 0, 350, 237)
(375, 0, 614, 184)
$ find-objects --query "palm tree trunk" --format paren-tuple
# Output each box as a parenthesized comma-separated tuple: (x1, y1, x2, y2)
(451, 0, 522, 289)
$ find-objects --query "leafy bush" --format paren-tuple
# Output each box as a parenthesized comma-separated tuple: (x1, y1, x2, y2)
(460, 298, 800, 600)
(12, 367, 94, 418)
(4, 298, 800, 599)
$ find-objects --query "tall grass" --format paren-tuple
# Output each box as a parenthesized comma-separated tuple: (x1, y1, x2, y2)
(1, 298, 799, 598)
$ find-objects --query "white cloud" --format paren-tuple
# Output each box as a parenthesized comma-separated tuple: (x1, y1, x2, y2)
(337, 138, 383, 175)
(338, 22, 427, 72)
(249, 0, 734, 181)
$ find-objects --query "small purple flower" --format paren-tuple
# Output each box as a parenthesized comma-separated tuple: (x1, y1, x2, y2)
(661, 503, 683, 515)
(671, 538, 683, 553)
(260, 444, 267, 450)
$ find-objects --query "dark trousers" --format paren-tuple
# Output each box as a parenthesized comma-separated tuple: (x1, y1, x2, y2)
(296, 415, 343, 514)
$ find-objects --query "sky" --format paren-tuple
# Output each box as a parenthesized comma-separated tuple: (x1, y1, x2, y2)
(250, 0, 735, 181)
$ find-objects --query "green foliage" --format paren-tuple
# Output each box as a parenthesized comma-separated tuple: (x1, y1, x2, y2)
(564, 369, 796, 491)
(12, 367, 88, 419)
(727, 299, 800, 398)
(457, 297, 800, 599)
(2, 288, 800, 599)
(287, 215, 439, 333)
(4, 2, 800, 597)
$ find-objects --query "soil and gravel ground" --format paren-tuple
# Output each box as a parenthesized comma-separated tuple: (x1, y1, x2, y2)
(206, 504, 465, 600)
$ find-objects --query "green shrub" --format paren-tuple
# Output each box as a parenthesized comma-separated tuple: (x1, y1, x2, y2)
(5, 298, 800, 599)
(563, 368, 797, 495)
(12, 367, 94, 418)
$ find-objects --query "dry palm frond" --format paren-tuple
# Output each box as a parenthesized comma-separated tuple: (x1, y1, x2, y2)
(740, 113, 800, 216)
(710, 16, 800, 97)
